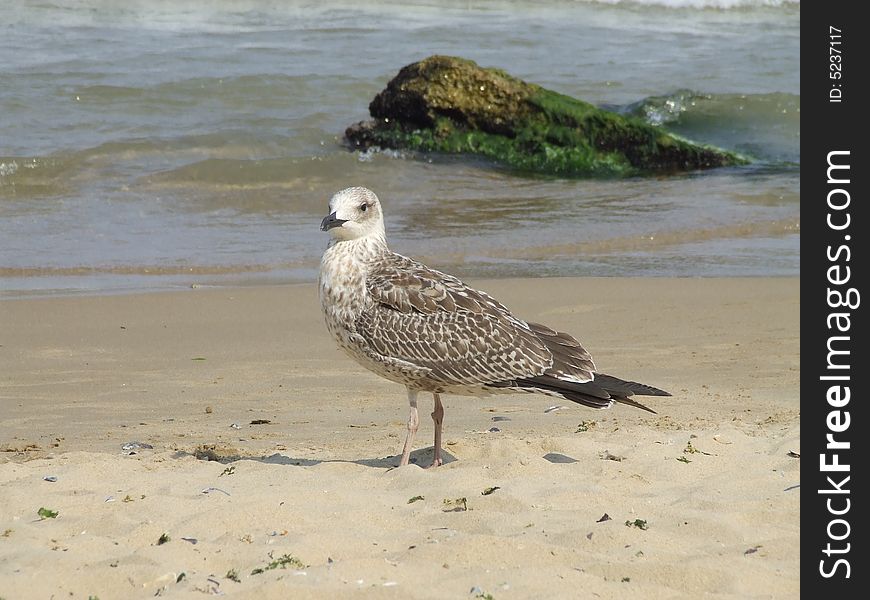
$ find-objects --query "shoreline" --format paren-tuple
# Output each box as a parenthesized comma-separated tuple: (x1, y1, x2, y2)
(0, 271, 799, 301)
(0, 277, 799, 598)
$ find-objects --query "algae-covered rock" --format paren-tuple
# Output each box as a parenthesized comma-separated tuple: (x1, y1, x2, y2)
(345, 55, 747, 176)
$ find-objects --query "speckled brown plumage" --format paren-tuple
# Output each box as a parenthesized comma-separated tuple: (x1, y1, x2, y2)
(318, 186, 670, 467)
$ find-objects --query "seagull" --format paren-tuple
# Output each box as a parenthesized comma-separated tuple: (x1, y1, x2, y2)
(318, 187, 670, 468)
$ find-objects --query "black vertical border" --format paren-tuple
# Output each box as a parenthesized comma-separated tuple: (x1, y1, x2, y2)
(803, 2, 866, 595)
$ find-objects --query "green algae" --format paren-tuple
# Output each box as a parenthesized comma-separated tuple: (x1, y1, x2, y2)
(345, 55, 747, 177)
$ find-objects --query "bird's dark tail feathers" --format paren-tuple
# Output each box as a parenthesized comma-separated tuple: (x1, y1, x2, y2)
(491, 373, 670, 414)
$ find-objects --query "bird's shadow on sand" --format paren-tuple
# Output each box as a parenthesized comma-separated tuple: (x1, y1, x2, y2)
(173, 447, 457, 469)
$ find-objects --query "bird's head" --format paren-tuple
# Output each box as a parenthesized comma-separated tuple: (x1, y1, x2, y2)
(320, 186, 385, 241)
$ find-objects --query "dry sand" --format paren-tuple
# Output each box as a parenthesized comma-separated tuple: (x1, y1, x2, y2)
(0, 277, 799, 599)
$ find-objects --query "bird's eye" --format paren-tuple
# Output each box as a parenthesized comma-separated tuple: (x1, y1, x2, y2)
(360, 203, 368, 212)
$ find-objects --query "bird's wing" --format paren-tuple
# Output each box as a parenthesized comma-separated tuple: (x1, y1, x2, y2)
(357, 253, 554, 386)
(525, 322, 596, 383)
(364, 252, 513, 318)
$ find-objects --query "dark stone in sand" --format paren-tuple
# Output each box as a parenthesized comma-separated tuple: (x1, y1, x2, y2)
(345, 55, 747, 177)
(543, 452, 578, 464)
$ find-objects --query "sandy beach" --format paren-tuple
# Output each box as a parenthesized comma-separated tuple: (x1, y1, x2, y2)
(0, 277, 799, 599)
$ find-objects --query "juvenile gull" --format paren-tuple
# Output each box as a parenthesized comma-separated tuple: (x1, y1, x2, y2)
(318, 187, 670, 467)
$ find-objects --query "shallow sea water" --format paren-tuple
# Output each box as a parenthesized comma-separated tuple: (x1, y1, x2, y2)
(0, 0, 800, 295)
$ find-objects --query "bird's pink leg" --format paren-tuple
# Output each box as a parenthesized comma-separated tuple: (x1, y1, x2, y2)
(398, 390, 419, 467)
(427, 393, 444, 468)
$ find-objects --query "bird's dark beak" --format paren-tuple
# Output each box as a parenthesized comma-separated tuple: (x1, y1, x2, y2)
(320, 212, 347, 232)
